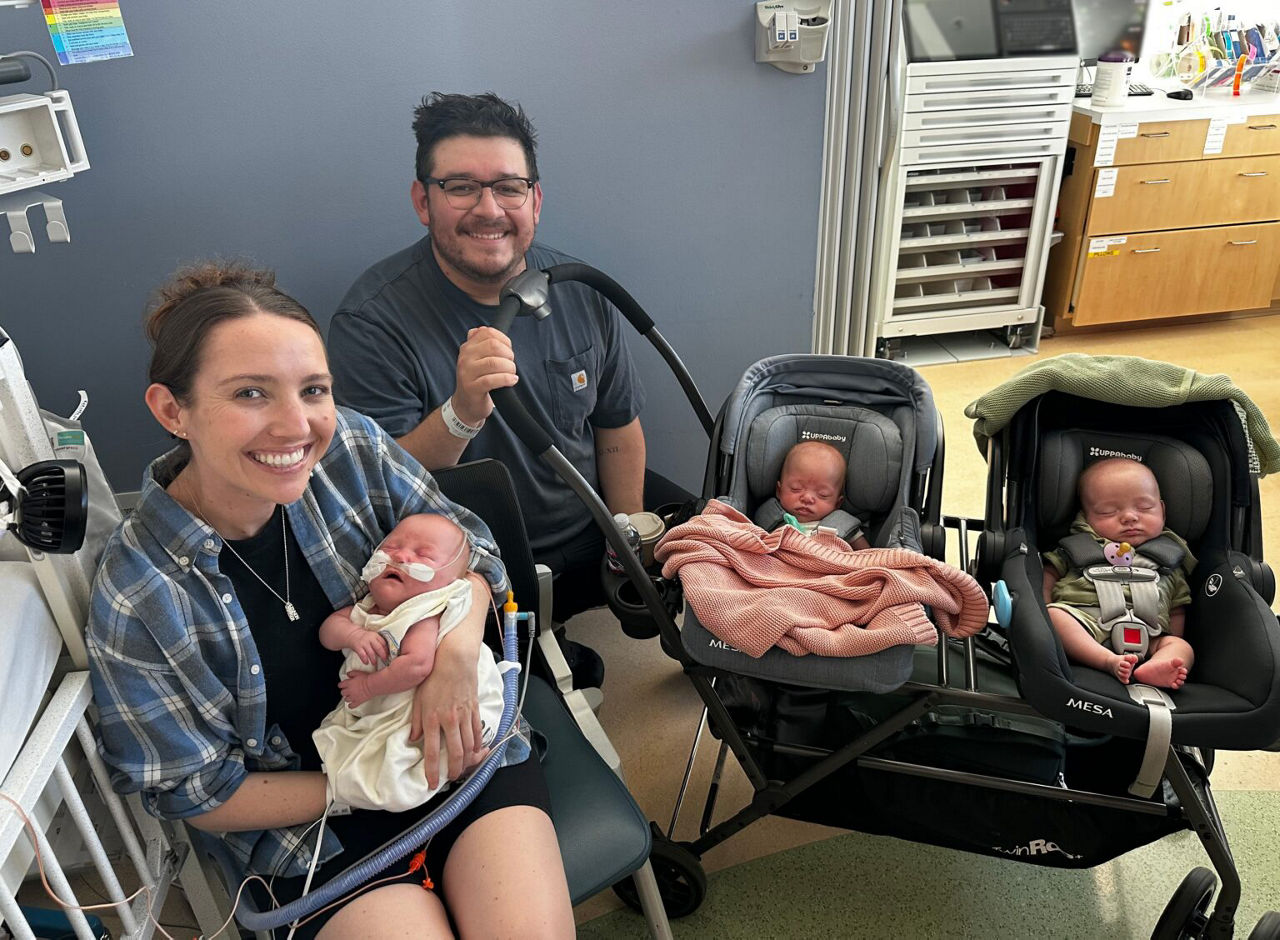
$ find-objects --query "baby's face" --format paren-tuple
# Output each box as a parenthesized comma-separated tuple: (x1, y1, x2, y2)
(776, 450, 844, 522)
(1082, 462, 1166, 546)
(367, 515, 469, 612)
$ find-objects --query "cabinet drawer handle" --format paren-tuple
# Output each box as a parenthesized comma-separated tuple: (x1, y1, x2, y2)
(1140, 131, 1171, 138)
(1239, 171, 1269, 178)
(1228, 239, 1258, 246)
(1132, 247, 1162, 254)
(1140, 178, 1172, 184)
(1247, 124, 1278, 131)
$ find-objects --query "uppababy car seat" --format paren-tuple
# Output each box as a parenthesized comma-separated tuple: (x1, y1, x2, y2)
(678, 354, 946, 694)
(992, 393, 1280, 759)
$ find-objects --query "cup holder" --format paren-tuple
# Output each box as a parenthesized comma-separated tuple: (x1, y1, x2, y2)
(608, 574, 670, 640)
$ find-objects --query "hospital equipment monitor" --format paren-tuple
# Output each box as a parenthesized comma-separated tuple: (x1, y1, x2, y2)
(1073, 0, 1149, 66)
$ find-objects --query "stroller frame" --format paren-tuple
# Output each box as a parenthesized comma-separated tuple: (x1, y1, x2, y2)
(492, 274, 1268, 936)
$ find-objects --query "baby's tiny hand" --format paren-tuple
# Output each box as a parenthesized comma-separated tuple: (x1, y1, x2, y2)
(347, 630, 389, 667)
(339, 673, 373, 707)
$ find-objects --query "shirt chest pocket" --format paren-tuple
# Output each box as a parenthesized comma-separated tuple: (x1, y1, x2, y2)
(543, 347, 598, 434)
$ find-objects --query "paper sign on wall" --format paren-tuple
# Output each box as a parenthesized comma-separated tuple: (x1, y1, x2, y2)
(41, 0, 134, 65)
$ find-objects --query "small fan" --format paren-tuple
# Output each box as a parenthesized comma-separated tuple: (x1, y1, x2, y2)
(0, 456, 87, 553)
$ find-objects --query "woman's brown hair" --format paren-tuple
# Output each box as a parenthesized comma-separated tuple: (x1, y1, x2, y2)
(145, 261, 321, 405)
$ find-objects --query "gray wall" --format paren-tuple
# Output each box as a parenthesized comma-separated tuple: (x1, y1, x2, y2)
(2, 1, 827, 494)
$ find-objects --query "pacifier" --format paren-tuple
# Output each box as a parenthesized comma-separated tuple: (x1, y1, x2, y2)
(1104, 541, 1135, 567)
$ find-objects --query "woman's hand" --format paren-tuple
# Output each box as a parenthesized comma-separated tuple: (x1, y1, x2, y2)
(409, 573, 490, 788)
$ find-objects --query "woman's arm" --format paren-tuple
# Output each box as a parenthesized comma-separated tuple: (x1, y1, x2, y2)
(186, 771, 328, 833)
(409, 572, 490, 789)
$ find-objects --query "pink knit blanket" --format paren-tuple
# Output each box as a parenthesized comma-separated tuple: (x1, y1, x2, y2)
(655, 500, 989, 658)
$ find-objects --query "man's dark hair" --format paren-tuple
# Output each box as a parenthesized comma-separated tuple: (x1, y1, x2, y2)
(412, 92, 539, 184)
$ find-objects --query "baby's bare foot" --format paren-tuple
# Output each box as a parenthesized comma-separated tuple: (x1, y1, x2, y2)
(1109, 653, 1139, 683)
(1133, 657, 1188, 690)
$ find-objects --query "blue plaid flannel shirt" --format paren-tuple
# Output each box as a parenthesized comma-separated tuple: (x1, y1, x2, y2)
(86, 407, 522, 878)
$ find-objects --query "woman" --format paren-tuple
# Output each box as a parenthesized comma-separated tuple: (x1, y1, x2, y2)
(86, 262, 573, 938)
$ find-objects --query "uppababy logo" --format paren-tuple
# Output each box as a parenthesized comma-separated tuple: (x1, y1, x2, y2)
(1067, 697, 1114, 718)
(708, 638, 742, 653)
(992, 839, 1083, 860)
(800, 430, 848, 443)
(1089, 446, 1141, 461)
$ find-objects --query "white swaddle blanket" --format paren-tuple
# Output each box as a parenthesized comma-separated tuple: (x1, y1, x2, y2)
(312, 577, 504, 812)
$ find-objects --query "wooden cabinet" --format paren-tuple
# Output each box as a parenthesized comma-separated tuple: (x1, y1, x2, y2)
(1044, 102, 1280, 332)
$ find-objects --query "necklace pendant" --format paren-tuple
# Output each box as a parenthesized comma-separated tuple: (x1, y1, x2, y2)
(285, 601, 300, 622)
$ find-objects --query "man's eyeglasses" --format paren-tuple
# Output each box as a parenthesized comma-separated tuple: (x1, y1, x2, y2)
(422, 176, 536, 210)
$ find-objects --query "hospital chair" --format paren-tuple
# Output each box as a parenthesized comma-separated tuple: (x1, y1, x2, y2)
(188, 458, 672, 938)
(0, 325, 226, 939)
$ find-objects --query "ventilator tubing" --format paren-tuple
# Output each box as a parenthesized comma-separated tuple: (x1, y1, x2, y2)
(236, 616, 523, 931)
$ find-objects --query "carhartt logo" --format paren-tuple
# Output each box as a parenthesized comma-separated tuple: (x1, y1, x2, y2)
(992, 839, 1082, 860)
(1089, 446, 1141, 461)
(800, 430, 847, 443)
(571, 370, 588, 392)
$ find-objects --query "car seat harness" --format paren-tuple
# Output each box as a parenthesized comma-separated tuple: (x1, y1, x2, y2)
(1054, 532, 1187, 797)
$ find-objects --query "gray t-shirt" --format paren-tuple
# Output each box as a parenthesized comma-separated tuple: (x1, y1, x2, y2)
(329, 236, 645, 553)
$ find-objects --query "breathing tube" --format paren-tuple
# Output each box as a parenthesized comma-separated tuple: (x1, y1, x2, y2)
(235, 598, 526, 932)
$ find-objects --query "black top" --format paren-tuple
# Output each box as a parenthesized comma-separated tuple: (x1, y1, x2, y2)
(221, 506, 340, 770)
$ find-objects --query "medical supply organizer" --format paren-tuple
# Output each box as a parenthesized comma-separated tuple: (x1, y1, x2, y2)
(868, 55, 1078, 363)
(1043, 92, 1280, 331)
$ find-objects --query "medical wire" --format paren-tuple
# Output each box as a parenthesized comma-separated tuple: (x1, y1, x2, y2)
(0, 790, 175, 940)
(229, 588, 534, 933)
(0, 50, 59, 91)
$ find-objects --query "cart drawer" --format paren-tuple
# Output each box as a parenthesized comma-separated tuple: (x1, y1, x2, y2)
(906, 67, 1074, 96)
(1073, 223, 1280, 325)
(1220, 115, 1280, 158)
(903, 104, 1072, 131)
(905, 85, 1076, 113)
(1096, 120, 1213, 166)
(1086, 154, 1280, 235)
(901, 136, 1066, 166)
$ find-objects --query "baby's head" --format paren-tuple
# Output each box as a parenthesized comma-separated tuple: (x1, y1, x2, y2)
(365, 513, 470, 612)
(776, 440, 846, 523)
(1078, 457, 1166, 546)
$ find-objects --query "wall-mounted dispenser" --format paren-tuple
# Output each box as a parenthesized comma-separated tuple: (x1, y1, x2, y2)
(0, 52, 88, 253)
(754, 0, 832, 74)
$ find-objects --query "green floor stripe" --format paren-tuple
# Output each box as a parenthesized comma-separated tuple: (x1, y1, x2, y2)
(580, 790, 1279, 939)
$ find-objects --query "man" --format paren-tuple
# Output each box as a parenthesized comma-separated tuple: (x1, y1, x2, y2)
(330, 92, 677, 688)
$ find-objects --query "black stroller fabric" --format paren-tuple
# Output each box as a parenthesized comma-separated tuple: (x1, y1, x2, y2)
(996, 394, 1280, 749)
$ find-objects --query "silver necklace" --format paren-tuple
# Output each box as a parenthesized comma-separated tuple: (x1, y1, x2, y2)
(188, 486, 299, 622)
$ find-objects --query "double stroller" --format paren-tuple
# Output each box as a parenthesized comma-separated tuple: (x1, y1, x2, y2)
(604, 352, 1280, 939)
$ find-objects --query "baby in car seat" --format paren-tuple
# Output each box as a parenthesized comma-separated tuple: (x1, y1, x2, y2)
(753, 440, 871, 550)
(312, 513, 505, 811)
(1042, 457, 1196, 689)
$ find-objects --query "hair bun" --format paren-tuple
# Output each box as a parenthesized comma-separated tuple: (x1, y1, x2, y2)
(145, 260, 278, 344)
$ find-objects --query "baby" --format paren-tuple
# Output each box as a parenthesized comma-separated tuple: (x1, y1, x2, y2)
(312, 513, 505, 812)
(1042, 457, 1196, 689)
(753, 440, 871, 550)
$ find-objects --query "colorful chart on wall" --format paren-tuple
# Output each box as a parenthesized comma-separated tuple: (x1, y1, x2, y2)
(41, 0, 133, 65)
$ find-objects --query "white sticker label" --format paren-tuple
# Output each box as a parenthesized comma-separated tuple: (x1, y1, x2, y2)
(1106, 236, 1128, 247)
(1117, 123, 1139, 139)
(1094, 167, 1119, 198)
(1094, 125, 1119, 167)
(1204, 117, 1228, 155)
(1088, 238, 1110, 253)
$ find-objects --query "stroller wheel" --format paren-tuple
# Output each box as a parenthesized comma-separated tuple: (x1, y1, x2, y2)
(612, 824, 707, 918)
(1249, 912, 1280, 940)
(1151, 867, 1217, 940)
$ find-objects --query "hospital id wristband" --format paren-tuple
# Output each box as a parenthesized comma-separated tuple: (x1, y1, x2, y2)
(441, 397, 484, 440)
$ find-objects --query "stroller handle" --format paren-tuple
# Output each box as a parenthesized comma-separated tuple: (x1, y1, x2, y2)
(488, 264, 702, 663)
